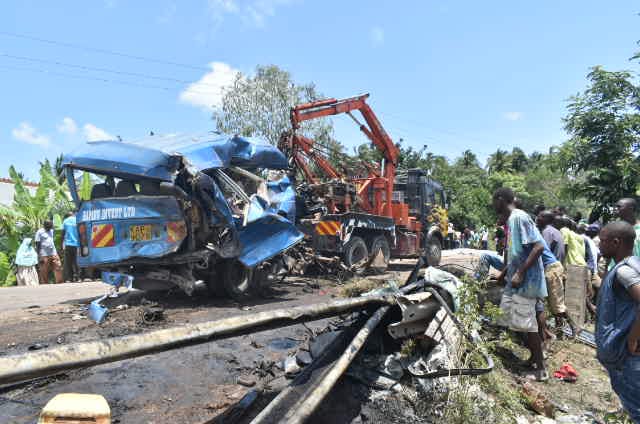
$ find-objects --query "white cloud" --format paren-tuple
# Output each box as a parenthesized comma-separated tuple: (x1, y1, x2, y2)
(207, 0, 293, 28)
(12, 122, 50, 147)
(179, 62, 240, 110)
(57, 117, 78, 135)
(503, 111, 523, 121)
(83, 123, 115, 141)
(370, 26, 385, 46)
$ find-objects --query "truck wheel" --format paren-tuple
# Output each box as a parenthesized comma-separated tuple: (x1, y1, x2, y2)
(369, 235, 390, 274)
(343, 236, 368, 273)
(221, 260, 255, 301)
(425, 237, 442, 266)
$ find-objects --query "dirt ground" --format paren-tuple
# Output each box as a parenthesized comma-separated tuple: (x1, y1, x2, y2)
(0, 251, 623, 423)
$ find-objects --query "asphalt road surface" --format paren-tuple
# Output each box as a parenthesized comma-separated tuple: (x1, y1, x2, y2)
(0, 281, 107, 312)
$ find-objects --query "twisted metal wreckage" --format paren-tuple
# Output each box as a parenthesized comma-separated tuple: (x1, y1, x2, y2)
(0, 258, 493, 423)
(62, 132, 305, 303)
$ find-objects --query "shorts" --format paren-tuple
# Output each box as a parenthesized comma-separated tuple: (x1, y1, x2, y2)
(498, 293, 538, 333)
(545, 262, 566, 314)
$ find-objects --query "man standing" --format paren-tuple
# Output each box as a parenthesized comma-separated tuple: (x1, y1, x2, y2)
(614, 198, 640, 257)
(61, 211, 80, 283)
(556, 217, 587, 267)
(536, 211, 573, 332)
(35, 220, 62, 284)
(493, 188, 548, 381)
(481, 227, 489, 250)
(596, 221, 640, 422)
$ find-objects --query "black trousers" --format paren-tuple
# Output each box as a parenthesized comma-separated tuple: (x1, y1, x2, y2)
(63, 246, 80, 282)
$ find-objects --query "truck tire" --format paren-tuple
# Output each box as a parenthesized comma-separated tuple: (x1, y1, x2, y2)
(369, 235, 390, 274)
(342, 236, 368, 273)
(221, 259, 256, 301)
(425, 236, 442, 266)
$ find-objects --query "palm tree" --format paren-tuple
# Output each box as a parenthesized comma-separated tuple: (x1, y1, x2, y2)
(459, 149, 479, 168)
(487, 149, 512, 174)
(510, 147, 529, 173)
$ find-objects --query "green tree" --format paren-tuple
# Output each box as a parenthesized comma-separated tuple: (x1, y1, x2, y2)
(487, 149, 512, 174)
(561, 66, 640, 220)
(214, 65, 337, 150)
(445, 152, 493, 228)
(509, 147, 529, 173)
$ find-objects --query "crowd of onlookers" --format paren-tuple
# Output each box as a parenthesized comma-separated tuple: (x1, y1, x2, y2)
(448, 223, 490, 250)
(14, 211, 81, 286)
(480, 188, 640, 421)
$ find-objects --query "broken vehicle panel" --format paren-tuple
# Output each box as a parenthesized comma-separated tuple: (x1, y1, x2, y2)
(62, 132, 303, 297)
(125, 132, 289, 171)
(76, 197, 186, 266)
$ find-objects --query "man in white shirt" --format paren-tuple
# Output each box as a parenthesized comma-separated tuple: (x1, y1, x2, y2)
(35, 220, 63, 284)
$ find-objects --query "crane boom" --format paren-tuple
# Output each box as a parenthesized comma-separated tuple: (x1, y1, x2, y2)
(288, 93, 399, 217)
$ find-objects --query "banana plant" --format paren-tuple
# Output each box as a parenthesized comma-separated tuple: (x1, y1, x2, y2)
(0, 163, 73, 282)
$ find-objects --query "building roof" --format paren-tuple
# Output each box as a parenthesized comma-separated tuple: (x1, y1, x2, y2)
(0, 177, 39, 188)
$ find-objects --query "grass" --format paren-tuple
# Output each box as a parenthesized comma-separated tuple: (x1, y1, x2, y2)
(433, 272, 532, 423)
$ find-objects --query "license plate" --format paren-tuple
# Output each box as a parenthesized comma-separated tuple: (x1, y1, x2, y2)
(130, 224, 152, 241)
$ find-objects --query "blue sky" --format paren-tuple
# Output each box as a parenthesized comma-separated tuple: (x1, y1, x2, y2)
(1, 0, 638, 180)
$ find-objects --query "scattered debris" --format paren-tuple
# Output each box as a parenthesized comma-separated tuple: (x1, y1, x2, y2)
(249, 339, 264, 349)
(283, 355, 301, 376)
(553, 363, 578, 383)
(236, 375, 256, 387)
(137, 306, 165, 325)
(295, 350, 313, 366)
(87, 294, 109, 324)
(521, 381, 555, 418)
(27, 343, 48, 351)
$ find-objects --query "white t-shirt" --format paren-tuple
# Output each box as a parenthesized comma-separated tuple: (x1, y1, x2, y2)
(34, 228, 57, 257)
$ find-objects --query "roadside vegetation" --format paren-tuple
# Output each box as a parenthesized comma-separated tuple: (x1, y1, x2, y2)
(0, 160, 73, 285)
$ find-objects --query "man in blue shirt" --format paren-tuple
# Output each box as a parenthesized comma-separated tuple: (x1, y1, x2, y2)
(61, 211, 80, 283)
(493, 187, 548, 381)
(596, 221, 640, 422)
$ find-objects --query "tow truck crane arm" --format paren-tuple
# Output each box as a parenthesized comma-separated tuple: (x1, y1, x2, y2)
(289, 93, 399, 217)
(279, 132, 341, 185)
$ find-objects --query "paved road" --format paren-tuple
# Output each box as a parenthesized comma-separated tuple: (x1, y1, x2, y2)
(0, 281, 107, 312)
